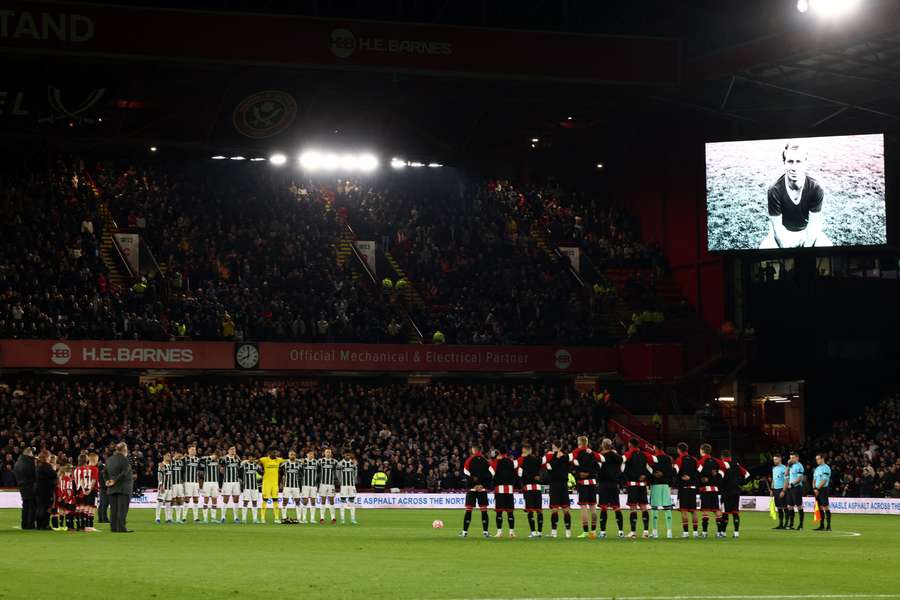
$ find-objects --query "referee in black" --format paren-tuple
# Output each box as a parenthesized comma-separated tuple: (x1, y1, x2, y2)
(105, 443, 134, 533)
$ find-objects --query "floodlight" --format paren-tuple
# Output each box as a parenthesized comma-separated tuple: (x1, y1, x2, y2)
(299, 151, 322, 171)
(321, 153, 340, 171)
(211, 155, 226, 160)
(358, 153, 378, 172)
(409, 161, 424, 168)
(427, 162, 442, 168)
(230, 156, 245, 161)
(269, 153, 287, 166)
(390, 158, 407, 169)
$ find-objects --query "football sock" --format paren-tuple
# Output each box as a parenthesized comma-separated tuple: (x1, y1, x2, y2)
(777, 508, 784, 527)
(507, 512, 514, 531)
(563, 512, 571, 530)
(192, 502, 199, 520)
(51, 515, 59, 529)
(536, 510, 543, 532)
(717, 515, 727, 533)
(702, 516, 709, 532)
(630, 511, 638, 532)
(165, 504, 173, 521)
(664, 509, 673, 532)
(87, 515, 94, 528)
(463, 509, 472, 531)
(551, 512, 558, 532)
(787, 508, 794, 527)
(281, 505, 288, 520)
(682, 517, 689, 532)
(590, 512, 597, 532)
(692, 514, 699, 532)
(65, 514, 74, 529)
(242, 506, 248, 521)
(825, 509, 831, 528)
(615, 510, 623, 531)
(732, 513, 740, 532)
(797, 508, 804, 527)
(641, 510, 649, 531)
(350, 505, 356, 521)
(582, 522, 589, 533)
(156, 502, 162, 520)
(527, 512, 535, 532)
(600, 509, 608, 532)
(329, 505, 336, 521)
(480, 510, 489, 532)
(651, 509, 659, 532)
(210, 507, 217, 520)
(496, 513, 503, 531)
(252, 506, 259, 521)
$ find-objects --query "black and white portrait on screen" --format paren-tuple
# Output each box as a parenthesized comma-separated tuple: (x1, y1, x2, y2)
(705, 134, 886, 251)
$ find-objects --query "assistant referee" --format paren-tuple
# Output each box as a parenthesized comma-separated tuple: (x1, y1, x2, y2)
(813, 454, 832, 531)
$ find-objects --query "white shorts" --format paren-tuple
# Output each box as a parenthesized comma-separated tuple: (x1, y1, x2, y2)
(221, 482, 241, 497)
(339, 486, 358, 499)
(318, 484, 335, 497)
(160, 489, 173, 502)
(202, 482, 220, 498)
(171, 484, 185, 498)
(241, 488, 260, 502)
(283, 487, 301, 500)
(184, 483, 200, 498)
(301, 486, 318, 499)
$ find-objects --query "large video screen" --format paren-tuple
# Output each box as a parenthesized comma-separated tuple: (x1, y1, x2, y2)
(706, 133, 886, 251)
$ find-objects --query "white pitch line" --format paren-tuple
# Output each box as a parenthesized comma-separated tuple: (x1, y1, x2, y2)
(448, 595, 900, 600)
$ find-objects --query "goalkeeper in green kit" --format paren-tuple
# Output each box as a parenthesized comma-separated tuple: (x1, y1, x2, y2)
(648, 441, 675, 539)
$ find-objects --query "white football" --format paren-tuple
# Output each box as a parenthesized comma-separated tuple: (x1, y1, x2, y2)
(432, 519, 444, 529)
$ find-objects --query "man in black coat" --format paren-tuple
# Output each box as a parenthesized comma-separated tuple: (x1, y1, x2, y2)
(104, 443, 134, 533)
(34, 451, 56, 530)
(13, 448, 36, 530)
(97, 457, 109, 523)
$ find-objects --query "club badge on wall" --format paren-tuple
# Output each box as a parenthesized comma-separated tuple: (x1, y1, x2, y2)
(232, 90, 297, 139)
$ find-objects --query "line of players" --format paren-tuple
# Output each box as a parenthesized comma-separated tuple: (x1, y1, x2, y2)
(460, 437, 751, 540)
(155, 445, 359, 525)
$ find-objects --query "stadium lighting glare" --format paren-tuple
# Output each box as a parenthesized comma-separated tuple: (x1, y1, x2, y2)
(230, 156, 246, 161)
(797, 0, 809, 12)
(803, 0, 862, 17)
(717, 396, 735, 402)
(358, 153, 379, 172)
(390, 158, 407, 169)
(530, 143, 537, 149)
(211, 155, 227, 160)
(531, 137, 539, 143)
(321, 153, 340, 171)
(427, 162, 442, 168)
(249, 157, 267, 162)
(339, 154, 359, 171)
(596, 163, 604, 169)
(299, 151, 322, 171)
(269, 153, 287, 166)
(408, 161, 425, 168)
(149, 146, 157, 152)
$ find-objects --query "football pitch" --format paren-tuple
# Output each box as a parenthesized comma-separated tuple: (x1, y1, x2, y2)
(1, 509, 899, 600)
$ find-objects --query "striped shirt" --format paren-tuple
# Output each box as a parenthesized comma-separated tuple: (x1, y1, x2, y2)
(336, 459, 358, 488)
(157, 463, 169, 489)
(202, 457, 220, 483)
(221, 456, 241, 483)
(241, 461, 260, 490)
(159, 463, 174, 489)
(183, 456, 201, 484)
(300, 458, 319, 488)
(318, 457, 338, 486)
(171, 458, 184, 485)
(281, 459, 302, 489)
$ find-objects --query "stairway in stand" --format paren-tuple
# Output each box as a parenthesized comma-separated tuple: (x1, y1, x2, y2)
(97, 203, 129, 290)
(383, 250, 428, 344)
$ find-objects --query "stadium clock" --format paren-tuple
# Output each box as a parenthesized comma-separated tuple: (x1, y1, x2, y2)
(235, 343, 260, 369)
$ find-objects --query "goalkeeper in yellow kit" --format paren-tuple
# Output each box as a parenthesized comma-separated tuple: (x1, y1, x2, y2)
(258, 449, 285, 523)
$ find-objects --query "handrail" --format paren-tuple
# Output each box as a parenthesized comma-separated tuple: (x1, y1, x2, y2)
(110, 234, 135, 279)
(542, 226, 586, 288)
(343, 223, 424, 342)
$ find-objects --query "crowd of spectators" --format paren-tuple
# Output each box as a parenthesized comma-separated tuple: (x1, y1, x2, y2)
(0, 162, 122, 340)
(1, 378, 615, 492)
(800, 395, 900, 498)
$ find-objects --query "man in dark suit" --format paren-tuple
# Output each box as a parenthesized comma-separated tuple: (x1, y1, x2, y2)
(105, 443, 134, 533)
(13, 448, 36, 530)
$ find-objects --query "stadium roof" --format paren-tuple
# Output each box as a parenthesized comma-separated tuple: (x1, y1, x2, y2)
(1, 0, 899, 161)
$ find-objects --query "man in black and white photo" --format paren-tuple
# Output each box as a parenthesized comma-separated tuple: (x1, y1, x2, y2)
(759, 142, 833, 249)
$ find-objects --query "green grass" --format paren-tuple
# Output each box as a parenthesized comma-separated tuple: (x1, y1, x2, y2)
(1, 508, 899, 600)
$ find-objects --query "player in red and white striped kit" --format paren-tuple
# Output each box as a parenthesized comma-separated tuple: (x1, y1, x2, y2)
(516, 443, 544, 538)
(490, 448, 518, 538)
(74, 453, 100, 532)
(571, 436, 603, 538)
